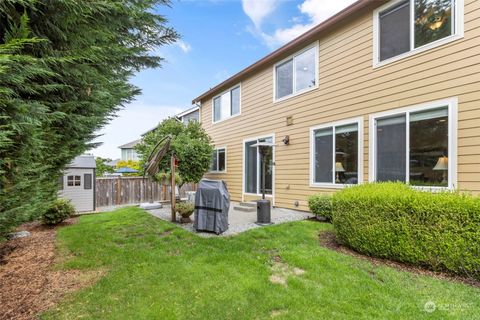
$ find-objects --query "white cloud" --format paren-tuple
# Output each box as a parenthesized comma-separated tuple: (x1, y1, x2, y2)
(247, 0, 357, 48)
(242, 0, 279, 28)
(177, 40, 192, 53)
(89, 102, 182, 159)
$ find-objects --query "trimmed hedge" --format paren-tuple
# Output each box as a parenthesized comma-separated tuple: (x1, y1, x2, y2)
(42, 199, 75, 225)
(308, 194, 333, 221)
(333, 182, 480, 280)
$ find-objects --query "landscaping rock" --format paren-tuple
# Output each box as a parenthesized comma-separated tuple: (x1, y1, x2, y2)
(8, 231, 31, 239)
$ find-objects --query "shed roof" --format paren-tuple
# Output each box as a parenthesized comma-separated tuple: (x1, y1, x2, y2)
(68, 155, 96, 169)
(118, 139, 141, 149)
(192, 0, 383, 104)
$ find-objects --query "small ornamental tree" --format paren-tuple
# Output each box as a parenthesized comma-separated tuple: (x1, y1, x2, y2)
(136, 118, 213, 187)
(95, 157, 115, 177)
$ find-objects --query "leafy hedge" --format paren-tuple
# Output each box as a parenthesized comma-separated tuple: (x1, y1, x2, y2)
(42, 199, 75, 225)
(308, 194, 332, 221)
(0, 1, 177, 237)
(333, 182, 480, 280)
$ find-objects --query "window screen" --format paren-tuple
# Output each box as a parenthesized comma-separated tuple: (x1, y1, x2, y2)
(379, 0, 411, 61)
(245, 140, 258, 193)
(276, 59, 294, 99)
(376, 115, 407, 182)
(314, 128, 333, 183)
(231, 87, 240, 116)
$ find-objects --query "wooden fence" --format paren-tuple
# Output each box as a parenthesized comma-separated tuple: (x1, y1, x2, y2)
(95, 176, 196, 208)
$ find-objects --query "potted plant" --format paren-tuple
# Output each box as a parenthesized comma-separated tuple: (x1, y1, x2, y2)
(176, 202, 195, 223)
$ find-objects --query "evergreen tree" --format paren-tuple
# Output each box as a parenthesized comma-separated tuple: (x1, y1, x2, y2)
(0, 0, 178, 236)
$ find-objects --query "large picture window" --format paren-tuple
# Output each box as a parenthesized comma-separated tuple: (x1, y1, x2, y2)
(372, 100, 456, 188)
(275, 45, 317, 101)
(213, 85, 240, 123)
(376, 0, 461, 63)
(311, 119, 362, 186)
(210, 148, 226, 172)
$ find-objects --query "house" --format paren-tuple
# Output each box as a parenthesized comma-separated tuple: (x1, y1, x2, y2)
(59, 155, 96, 212)
(176, 106, 200, 123)
(192, 0, 478, 211)
(118, 139, 140, 161)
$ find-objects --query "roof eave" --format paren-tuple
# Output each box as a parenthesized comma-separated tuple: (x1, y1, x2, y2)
(192, 0, 382, 105)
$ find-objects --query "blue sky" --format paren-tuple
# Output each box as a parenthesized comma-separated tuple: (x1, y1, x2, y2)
(92, 0, 355, 159)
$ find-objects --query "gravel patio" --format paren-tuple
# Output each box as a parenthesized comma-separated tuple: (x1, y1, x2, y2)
(147, 203, 314, 237)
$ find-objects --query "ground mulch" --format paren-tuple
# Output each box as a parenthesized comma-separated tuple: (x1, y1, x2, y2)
(318, 229, 480, 288)
(0, 219, 103, 320)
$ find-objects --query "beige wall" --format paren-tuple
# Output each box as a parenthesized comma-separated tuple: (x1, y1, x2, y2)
(200, 0, 480, 211)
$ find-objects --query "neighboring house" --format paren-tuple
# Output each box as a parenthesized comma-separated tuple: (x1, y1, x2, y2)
(106, 158, 120, 167)
(59, 155, 96, 212)
(119, 139, 140, 161)
(192, 0, 478, 211)
(176, 106, 200, 123)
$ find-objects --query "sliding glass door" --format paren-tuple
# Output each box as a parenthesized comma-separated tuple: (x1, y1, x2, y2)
(244, 137, 273, 195)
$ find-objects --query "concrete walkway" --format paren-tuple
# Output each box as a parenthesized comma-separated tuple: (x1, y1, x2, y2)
(147, 203, 314, 237)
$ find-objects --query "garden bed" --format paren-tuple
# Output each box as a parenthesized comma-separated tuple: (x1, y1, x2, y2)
(0, 219, 103, 320)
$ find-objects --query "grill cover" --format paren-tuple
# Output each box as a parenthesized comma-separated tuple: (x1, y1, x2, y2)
(194, 179, 230, 234)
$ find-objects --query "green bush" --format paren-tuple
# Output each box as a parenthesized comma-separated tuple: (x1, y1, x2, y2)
(175, 202, 195, 218)
(333, 182, 480, 280)
(308, 194, 333, 221)
(42, 199, 75, 225)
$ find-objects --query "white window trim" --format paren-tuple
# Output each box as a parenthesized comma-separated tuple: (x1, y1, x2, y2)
(242, 133, 275, 204)
(368, 97, 458, 190)
(273, 42, 319, 103)
(372, 0, 464, 68)
(211, 84, 242, 124)
(309, 117, 364, 189)
(209, 147, 227, 174)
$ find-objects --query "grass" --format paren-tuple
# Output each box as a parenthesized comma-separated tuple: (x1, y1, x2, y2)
(44, 207, 480, 319)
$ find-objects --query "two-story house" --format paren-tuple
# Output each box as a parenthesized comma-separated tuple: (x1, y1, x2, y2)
(193, 0, 478, 211)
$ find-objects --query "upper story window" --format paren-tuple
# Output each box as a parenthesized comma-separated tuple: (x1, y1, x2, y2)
(375, 0, 463, 65)
(210, 148, 226, 173)
(213, 85, 240, 123)
(274, 44, 318, 101)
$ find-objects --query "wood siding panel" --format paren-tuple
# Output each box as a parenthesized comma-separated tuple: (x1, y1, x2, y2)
(202, 0, 480, 211)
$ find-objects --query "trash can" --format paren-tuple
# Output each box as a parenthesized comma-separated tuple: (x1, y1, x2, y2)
(194, 179, 230, 234)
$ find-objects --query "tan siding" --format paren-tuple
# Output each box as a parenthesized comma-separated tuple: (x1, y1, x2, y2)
(202, 0, 480, 211)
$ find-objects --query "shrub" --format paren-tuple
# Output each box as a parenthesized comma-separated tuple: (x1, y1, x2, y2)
(176, 202, 195, 218)
(333, 182, 480, 280)
(308, 194, 333, 221)
(42, 199, 75, 225)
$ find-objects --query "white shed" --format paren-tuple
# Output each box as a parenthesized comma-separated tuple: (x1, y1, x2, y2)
(59, 155, 96, 212)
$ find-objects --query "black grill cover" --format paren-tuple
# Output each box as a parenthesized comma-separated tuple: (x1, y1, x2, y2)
(194, 179, 230, 234)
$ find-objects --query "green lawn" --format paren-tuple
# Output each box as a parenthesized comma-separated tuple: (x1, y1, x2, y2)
(44, 207, 480, 319)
